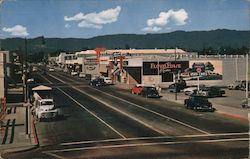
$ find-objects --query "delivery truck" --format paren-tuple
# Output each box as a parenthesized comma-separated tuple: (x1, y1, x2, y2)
(32, 85, 60, 121)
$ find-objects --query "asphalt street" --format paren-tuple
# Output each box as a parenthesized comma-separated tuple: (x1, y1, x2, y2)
(3, 70, 249, 159)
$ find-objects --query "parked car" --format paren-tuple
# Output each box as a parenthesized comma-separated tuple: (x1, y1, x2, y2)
(198, 86, 225, 97)
(79, 72, 86, 78)
(48, 68, 55, 72)
(240, 98, 249, 108)
(183, 87, 198, 95)
(90, 78, 105, 86)
(131, 84, 143, 95)
(34, 99, 59, 121)
(32, 66, 38, 72)
(102, 77, 113, 85)
(27, 78, 35, 83)
(71, 71, 78, 76)
(167, 79, 187, 93)
(141, 86, 160, 98)
(168, 84, 181, 93)
(184, 95, 214, 112)
(228, 80, 248, 90)
(239, 81, 250, 91)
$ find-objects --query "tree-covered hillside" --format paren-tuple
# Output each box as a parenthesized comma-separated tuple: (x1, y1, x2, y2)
(1, 29, 249, 56)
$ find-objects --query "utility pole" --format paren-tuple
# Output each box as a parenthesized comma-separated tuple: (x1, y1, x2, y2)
(246, 46, 249, 106)
(157, 57, 159, 86)
(247, 4, 250, 108)
(24, 38, 27, 103)
(0, 0, 2, 51)
(235, 57, 238, 81)
(175, 47, 177, 100)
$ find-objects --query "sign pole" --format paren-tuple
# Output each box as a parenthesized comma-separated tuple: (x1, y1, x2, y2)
(198, 74, 200, 92)
(196, 67, 202, 92)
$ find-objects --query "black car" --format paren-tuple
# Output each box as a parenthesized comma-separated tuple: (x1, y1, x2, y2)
(199, 86, 225, 97)
(184, 95, 215, 112)
(167, 79, 187, 93)
(90, 78, 105, 86)
(141, 86, 160, 98)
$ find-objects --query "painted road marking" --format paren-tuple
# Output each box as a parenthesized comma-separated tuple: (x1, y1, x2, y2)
(92, 87, 209, 134)
(60, 132, 249, 146)
(51, 72, 209, 134)
(40, 74, 126, 139)
(49, 73, 166, 135)
(44, 137, 249, 154)
(57, 88, 127, 139)
(44, 152, 67, 159)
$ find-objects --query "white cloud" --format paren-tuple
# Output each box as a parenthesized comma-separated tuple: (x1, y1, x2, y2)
(64, 6, 121, 29)
(247, 0, 250, 2)
(64, 12, 84, 21)
(78, 21, 102, 29)
(2, 25, 29, 37)
(65, 24, 71, 28)
(142, 26, 162, 32)
(143, 9, 188, 32)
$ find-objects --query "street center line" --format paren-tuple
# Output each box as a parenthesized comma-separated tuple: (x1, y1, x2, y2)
(51, 72, 209, 134)
(40, 74, 126, 139)
(49, 73, 166, 135)
(44, 152, 67, 159)
(92, 87, 209, 134)
(57, 87, 127, 139)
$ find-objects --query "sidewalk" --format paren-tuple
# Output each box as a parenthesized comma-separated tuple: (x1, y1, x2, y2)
(0, 104, 38, 155)
(160, 90, 250, 121)
(113, 83, 250, 122)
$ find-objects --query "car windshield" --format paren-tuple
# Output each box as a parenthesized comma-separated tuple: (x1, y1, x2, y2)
(194, 96, 208, 101)
(41, 101, 53, 105)
(145, 87, 156, 90)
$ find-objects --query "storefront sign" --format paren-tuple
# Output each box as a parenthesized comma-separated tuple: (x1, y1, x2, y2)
(143, 61, 189, 75)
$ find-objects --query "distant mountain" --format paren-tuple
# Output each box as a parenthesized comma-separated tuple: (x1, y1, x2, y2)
(1, 29, 250, 55)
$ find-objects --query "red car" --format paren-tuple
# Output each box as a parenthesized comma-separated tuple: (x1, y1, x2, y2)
(131, 84, 156, 95)
(131, 85, 143, 95)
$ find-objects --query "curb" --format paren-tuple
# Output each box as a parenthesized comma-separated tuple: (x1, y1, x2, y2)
(1, 144, 38, 155)
(31, 118, 39, 146)
(114, 85, 249, 122)
(217, 111, 248, 122)
(0, 110, 39, 156)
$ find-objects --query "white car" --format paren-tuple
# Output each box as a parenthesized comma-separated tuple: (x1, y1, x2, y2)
(183, 87, 198, 95)
(71, 71, 78, 76)
(103, 77, 113, 85)
(79, 72, 86, 78)
(49, 68, 55, 72)
(34, 99, 59, 121)
(27, 78, 34, 83)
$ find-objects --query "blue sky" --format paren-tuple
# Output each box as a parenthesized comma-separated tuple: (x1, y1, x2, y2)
(1, 0, 249, 38)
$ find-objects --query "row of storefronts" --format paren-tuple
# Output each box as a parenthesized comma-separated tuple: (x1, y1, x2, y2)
(49, 48, 248, 87)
